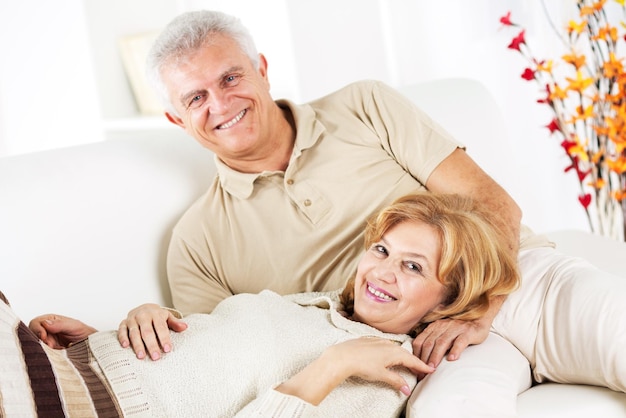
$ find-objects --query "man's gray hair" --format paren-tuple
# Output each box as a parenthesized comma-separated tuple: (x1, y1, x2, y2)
(146, 10, 259, 114)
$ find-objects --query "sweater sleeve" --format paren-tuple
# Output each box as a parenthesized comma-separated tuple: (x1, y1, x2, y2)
(235, 388, 317, 417)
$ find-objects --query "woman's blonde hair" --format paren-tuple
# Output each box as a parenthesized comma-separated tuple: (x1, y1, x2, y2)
(340, 192, 520, 334)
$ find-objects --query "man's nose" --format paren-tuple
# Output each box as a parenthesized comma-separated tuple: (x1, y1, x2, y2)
(207, 90, 230, 114)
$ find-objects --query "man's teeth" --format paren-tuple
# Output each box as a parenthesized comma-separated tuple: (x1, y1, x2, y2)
(218, 109, 246, 129)
(368, 285, 394, 301)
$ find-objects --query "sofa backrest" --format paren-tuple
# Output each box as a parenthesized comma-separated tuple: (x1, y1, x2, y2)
(0, 136, 215, 328)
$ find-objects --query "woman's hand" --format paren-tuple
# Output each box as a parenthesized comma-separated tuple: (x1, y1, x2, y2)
(29, 314, 97, 349)
(276, 337, 435, 405)
(117, 303, 188, 361)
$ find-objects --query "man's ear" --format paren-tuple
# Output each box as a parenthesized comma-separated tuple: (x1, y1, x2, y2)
(165, 112, 185, 129)
(257, 53, 270, 89)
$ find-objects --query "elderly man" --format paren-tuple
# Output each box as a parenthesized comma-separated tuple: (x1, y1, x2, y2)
(140, 9, 521, 359)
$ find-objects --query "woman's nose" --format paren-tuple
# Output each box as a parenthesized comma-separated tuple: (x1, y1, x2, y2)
(374, 261, 397, 283)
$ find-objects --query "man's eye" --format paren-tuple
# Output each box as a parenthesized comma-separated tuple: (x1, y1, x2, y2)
(223, 74, 241, 86)
(187, 95, 204, 108)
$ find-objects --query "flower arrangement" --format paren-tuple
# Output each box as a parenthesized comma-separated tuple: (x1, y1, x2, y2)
(500, 0, 626, 241)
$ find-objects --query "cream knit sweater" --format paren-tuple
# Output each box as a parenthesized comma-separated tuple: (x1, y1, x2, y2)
(90, 290, 416, 417)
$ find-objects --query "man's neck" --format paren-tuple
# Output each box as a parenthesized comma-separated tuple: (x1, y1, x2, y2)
(223, 105, 296, 174)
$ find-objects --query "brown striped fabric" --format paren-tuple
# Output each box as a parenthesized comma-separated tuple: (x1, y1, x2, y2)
(0, 291, 123, 417)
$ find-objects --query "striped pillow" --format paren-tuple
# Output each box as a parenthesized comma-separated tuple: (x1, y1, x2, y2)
(0, 291, 123, 417)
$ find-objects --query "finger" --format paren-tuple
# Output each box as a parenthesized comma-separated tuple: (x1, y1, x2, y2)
(167, 316, 188, 333)
(425, 338, 451, 367)
(127, 325, 148, 359)
(117, 321, 131, 348)
(136, 323, 163, 361)
(413, 334, 436, 366)
(153, 317, 175, 354)
(378, 369, 413, 397)
(446, 334, 470, 362)
(394, 349, 436, 376)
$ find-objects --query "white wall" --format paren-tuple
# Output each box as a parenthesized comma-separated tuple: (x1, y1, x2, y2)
(0, 0, 104, 156)
(0, 0, 594, 234)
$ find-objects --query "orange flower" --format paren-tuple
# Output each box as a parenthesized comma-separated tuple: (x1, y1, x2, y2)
(607, 157, 626, 174)
(595, 25, 619, 42)
(565, 71, 593, 92)
(563, 53, 586, 69)
(549, 84, 568, 101)
(580, 0, 607, 15)
(603, 52, 624, 78)
(567, 19, 587, 35)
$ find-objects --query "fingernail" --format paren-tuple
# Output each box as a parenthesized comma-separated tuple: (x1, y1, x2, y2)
(137, 350, 145, 359)
(163, 344, 171, 353)
(151, 351, 160, 360)
(45, 319, 53, 325)
(400, 385, 411, 396)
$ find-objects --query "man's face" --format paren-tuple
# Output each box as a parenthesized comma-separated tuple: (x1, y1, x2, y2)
(162, 34, 275, 167)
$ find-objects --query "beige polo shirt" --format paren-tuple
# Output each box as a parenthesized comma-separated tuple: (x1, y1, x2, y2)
(167, 80, 463, 315)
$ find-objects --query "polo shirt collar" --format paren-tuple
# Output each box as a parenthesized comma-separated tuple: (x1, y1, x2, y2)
(216, 99, 325, 199)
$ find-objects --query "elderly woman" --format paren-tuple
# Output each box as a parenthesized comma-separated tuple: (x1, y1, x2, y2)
(7, 192, 517, 417)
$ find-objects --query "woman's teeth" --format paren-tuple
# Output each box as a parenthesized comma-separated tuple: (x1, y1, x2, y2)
(368, 284, 394, 301)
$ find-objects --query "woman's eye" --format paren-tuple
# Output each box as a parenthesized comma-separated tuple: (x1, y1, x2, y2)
(405, 262, 422, 273)
(373, 244, 387, 255)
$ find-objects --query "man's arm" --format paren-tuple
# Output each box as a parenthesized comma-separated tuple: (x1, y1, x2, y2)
(414, 148, 521, 366)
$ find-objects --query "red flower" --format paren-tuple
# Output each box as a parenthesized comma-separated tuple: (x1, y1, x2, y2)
(578, 193, 592, 208)
(577, 168, 591, 181)
(546, 119, 560, 133)
(508, 30, 526, 51)
(561, 139, 577, 151)
(521, 68, 536, 80)
(499, 11, 514, 26)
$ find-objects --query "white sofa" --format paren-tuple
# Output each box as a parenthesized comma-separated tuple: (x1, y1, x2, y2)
(1, 78, 625, 416)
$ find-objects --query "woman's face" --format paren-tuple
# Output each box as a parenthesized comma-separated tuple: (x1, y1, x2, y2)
(351, 220, 447, 334)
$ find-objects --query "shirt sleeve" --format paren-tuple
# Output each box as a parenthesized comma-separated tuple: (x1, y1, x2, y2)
(366, 80, 463, 184)
(166, 230, 233, 315)
(235, 388, 316, 418)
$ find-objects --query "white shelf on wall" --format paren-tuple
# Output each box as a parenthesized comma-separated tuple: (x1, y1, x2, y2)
(102, 116, 190, 142)
(103, 116, 173, 132)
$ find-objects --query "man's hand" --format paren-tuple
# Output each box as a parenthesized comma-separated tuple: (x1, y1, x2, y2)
(117, 303, 188, 361)
(29, 314, 97, 349)
(412, 317, 490, 367)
